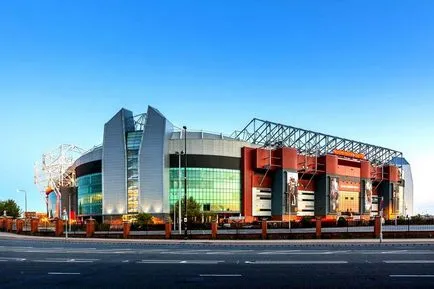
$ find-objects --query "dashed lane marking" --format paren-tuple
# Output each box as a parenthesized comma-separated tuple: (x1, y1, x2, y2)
(245, 260, 348, 264)
(384, 260, 434, 264)
(48, 272, 81, 275)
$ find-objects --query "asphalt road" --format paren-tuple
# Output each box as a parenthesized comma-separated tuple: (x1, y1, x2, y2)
(0, 237, 433, 288)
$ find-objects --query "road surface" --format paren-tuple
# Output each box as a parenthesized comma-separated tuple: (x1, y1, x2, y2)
(0, 236, 433, 288)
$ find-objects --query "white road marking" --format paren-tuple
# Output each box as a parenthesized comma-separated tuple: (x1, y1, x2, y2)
(258, 250, 301, 255)
(48, 272, 81, 275)
(384, 260, 434, 264)
(199, 274, 242, 277)
(319, 250, 350, 255)
(0, 260, 7, 262)
(137, 260, 182, 264)
(245, 261, 348, 264)
(136, 260, 224, 264)
(181, 260, 224, 264)
(390, 275, 434, 278)
(33, 258, 98, 263)
(381, 250, 408, 254)
(122, 260, 130, 263)
(0, 257, 26, 261)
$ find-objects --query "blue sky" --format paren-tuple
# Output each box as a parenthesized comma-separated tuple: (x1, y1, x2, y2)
(0, 1, 433, 214)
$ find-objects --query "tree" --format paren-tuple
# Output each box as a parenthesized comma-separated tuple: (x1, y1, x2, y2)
(172, 197, 202, 222)
(136, 212, 153, 227)
(0, 199, 21, 218)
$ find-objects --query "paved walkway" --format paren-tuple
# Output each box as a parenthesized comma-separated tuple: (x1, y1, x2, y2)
(1, 232, 433, 245)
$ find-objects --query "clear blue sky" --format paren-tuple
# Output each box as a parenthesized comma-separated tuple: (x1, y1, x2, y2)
(0, 1, 433, 214)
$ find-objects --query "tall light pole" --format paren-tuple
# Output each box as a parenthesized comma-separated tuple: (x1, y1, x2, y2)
(183, 126, 188, 239)
(175, 151, 184, 234)
(17, 189, 27, 231)
(16, 189, 27, 219)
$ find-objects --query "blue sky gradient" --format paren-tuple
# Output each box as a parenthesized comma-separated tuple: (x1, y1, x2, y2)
(0, 1, 433, 214)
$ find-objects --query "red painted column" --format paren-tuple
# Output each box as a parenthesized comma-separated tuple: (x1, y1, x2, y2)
(0, 217, 5, 231)
(374, 216, 381, 238)
(211, 222, 218, 239)
(6, 218, 13, 232)
(316, 218, 322, 239)
(54, 218, 64, 237)
(165, 222, 172, 239)
(30, 218, 39, 234)
(86, 219, 95, 238)
(16, 219, 24, 234)
(261, 220, 267, 240)
(123, 221, 131, 239)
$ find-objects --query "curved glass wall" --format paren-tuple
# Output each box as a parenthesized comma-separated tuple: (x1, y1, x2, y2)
(169, 168, 241, 213)
(77, 173, 102, 215)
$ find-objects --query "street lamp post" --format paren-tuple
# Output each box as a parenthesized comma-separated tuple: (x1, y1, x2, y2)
(183, 126, 188, 239)
(175, 151, 184, 235)
(16, 189, 27, 217)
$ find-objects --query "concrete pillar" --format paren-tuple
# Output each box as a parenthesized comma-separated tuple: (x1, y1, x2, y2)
(54, 218, 64, 237)
(123, 221, 131, 239)
(261, 220, 267, 240)
(165, 222, 172, 239)
(211, 222, 218, 239)
(374, 216, 381, 238)
(316, 217, 322, 239)
(86, 219, 95, 238)
(30, 218, 39, 234)
(16, 219, 24, 234)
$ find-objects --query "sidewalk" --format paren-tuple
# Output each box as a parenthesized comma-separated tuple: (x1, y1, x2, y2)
(1, 232, 433, 246)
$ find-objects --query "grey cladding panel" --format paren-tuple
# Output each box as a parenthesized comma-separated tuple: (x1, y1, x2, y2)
(102, 109, 134, 215)
(139, 106, 172, 214)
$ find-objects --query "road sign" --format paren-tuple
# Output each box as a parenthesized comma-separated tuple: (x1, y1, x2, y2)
(62, 209, 68, 221)
(183, 218, 187, 223)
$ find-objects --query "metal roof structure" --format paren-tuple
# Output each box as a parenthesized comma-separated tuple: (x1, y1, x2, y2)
(231, 118, 403, 165)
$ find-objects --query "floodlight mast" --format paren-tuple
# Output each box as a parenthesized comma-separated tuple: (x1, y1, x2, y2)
(34, 144, 85, 219)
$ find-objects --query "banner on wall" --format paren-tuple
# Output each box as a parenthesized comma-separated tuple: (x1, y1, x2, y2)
(286, 171, 299, 213)
(392, 184, 400, 215)
(329, 177, 339, 213)
(364, 180, 373, 212)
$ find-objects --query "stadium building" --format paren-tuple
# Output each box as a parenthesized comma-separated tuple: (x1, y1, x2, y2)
(45, 105, 413, 223)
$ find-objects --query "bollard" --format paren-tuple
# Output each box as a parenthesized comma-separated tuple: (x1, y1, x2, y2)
(211, 222, 218, 239)
(16, 219, 24, 234)
(374, 216, 381, 238)
(123, 221, 131, 239)
(30, 218, 39, 234)
(86, 218, 96, 238)
(261, 220, 267, 240)
(165, 222, 172, 239)
(316, 217, 322, 239)
(54, 218, 64, 237)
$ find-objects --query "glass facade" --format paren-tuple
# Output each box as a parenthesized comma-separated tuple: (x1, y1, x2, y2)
(48, 192, 57, 218)
(77, 173, 102, 215)
(126, 131, 142, 213)
(169, 168, 241, 213)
